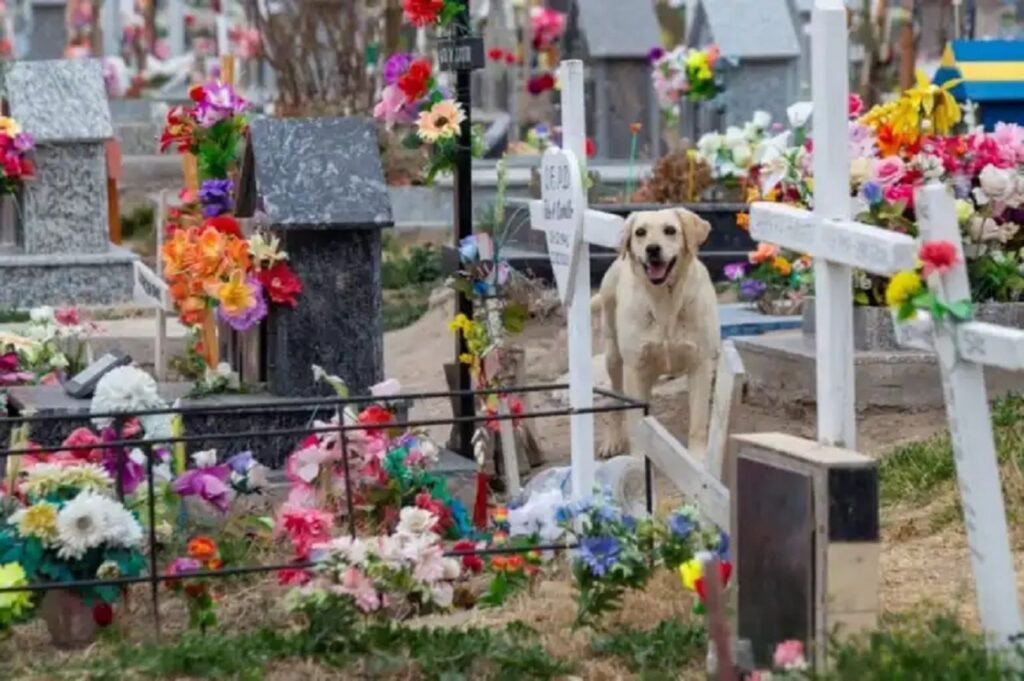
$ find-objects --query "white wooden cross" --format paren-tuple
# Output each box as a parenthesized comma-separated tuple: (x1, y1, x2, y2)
(891, 183, 1023, 645)
(748, 0, 918, 451)
(527, 60, 625, 500)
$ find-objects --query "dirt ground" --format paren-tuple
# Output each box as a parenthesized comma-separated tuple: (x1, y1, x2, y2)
(384, 293, 1005, 625)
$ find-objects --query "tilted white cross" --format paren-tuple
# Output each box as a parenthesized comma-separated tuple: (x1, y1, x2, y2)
(527, 60, 625, 500)
(891, 183, 1023, 645)
(749, 0, 918, 451)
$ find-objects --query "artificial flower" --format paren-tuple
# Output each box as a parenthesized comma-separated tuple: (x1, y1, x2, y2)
(55, 490, 143, 560)
(187, 536, 218, 561)
(9, 502, 59, 544)
(871, 156, 906, 187)
(396, 507, 438, 537)
(257, 262, 303, 307)
(453, 539, 484, 573)
(787, 101, 813, 128)
(374, 84, 415, 127)
(771, 256, 792, 276)
(773, 640, 809, 671)
(248, 233, 287, 267)
(417, 100, 465, 143)
(192, 81, 249, 128)
(402, 0, 444, 26)
(277, 504, 333, 558)
(748, 242, 779, 265)
(172, 463, 232, 513)
(884, 271, 923, 309)
(198, 178, 234, 218)
(919, 241, 960, 278)
(578, 536, 620, 577)
(215, 274, 268, 332)
(202, 214, 243, 238)
(398, 59, 432, 102)
(383, 53, 414, 85)
(0, 562, 32, 617)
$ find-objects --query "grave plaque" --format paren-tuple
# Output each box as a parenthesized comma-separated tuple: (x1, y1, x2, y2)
(237, 117, 392, 397)
(732, 433, 879, 669)
(437, 36, 485, 71)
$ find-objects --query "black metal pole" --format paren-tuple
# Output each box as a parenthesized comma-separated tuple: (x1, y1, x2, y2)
(454, 5, 475, 459)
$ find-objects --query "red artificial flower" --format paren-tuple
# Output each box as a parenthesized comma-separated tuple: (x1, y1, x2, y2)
(402, 0, 445, 27)
(92, 602, 114, 627)
(2, 156, 19, 178)
(0, 351, 18, 373)
(188, 84, 206, 102)
(202, 215, 243, 238)
(694, 560, 733, 603)
(884, 183, 915, 210)
(585, 138, 596, 158)
(357, 404, 394, 431)
(848, 93, 864, 119)
(453, 540, 484, 574)
(187, 536, 218, 561)
(277, 567, 311, 586)
(415, 491, 452, 534)
(184, 582, 208, 598)
(160, 106, 195, 153)
(484, 396, 523, 432)
(185, 13, 195, 26)
(526, 73, 555, 96)
(487, 47, 505, 62)
(919, 240, 960, 278)
(504, 52, 518, 65)
(257, 262, 303, 307)
(398, 59, 432, 102)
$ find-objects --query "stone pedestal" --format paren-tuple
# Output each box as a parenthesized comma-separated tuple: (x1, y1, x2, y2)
(0, 59, 136, 307)
(237, 117, 392, 397)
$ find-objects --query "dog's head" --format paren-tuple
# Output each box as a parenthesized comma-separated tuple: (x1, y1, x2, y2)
(620, 208, 711, 286)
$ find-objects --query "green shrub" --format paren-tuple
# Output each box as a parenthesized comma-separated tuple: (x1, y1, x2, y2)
(382, 244, 442, 290)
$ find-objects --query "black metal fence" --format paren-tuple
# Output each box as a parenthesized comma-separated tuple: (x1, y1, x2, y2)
(0, 384, 650, 637)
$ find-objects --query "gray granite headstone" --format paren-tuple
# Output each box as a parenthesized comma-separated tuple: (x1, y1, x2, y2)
(238, 117, 392, 397)
(688, 0, 801, 130)
(0, 59, 136, 307)
(572, 0, 662, 159)
(27, 0, 66, 61)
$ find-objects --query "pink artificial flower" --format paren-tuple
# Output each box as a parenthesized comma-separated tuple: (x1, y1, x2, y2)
(871, 156, 906, 187)
(59, 427, 104, 463)
(171, 464, 232, 513)
(54, 307, 80, 326)
(884, 183, 915, 209)
(773, 640, 808, 671)
(848, 121, 876, 158)
(277, 504, 334, 559)
(848, 93, 864, 118)
(277, 567, 312, 586)
(966, 131, 1015, 174)
(339, 567, 381, 612)
(992, 122, 1024, 163)
(919, 240, 960, 278)
(193, 81, 249, 128)
(373, 84, 415, 126)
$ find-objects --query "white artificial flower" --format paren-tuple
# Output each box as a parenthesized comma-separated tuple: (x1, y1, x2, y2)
(850, 157, 874, 185)
(787, 101, 814, 128)
(915, 153, 944, 181)
(696, 132, 723, 158)
(153, 461, 173, 484)
(91, 366, 166, 428)
(752, 110, 772, 130)
(101, 500, 143, 550)
(723, 126, 746, 149)
(979, 164, 1020, 206)
(48, 353, 69, 370)
(370, 378, 401, 397)
(441, 557, 462, 581)
(430, 582, 454, 608)
(373, 534, 405, 569)
(417, 439, 440, 466)
(96, 560, 120, 578)
(192, 449, 218, 469)
(397, 507, 438, 537)
(29, 306, 55, 324)
(324, 536, 369, 566)
(56, 491, 113, 559)
(731, 142, 753, 168)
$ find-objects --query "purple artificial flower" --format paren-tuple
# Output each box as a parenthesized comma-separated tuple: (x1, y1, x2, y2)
(101, 427, 146, 495)
(668, 513, 695, 539)
(578, 536, 621, 577)
(216, 277, 268, 332)
(226, 451, 255, 475)
(647, 46, 665, 64)
(383, 53, 414, 86)
(198, 178, 234, 218)
(860, 181, 883, 205)
(167, 557, 202, 576)
(739, 278, 767, 301)
(12, 132, 33, 153)
(724, 262, 746, 281)
(172, 464, 232, 513)
(194, 81, 249, 128)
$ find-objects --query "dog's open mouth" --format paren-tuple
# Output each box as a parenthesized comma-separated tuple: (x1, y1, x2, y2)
(645, 257, 677, 285)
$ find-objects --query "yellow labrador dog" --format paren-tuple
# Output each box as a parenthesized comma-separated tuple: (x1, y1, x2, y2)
(593, 208, 721, 458)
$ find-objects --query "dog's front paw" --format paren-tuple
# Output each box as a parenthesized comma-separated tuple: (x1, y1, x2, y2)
(598, 433, 629, 459)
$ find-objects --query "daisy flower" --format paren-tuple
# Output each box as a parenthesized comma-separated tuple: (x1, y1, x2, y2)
(416, 100, 465, 143)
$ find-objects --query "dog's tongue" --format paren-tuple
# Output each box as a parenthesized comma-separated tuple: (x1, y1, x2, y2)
(646, 262, 669, 281)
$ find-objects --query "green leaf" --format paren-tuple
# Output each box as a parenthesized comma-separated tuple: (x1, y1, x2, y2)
(945, 299, 974, 322)
(854, 291, 870, 306)
(401, 131, 423, 150)
(897, 300, 917, 321)
(501, 303, 528, 335)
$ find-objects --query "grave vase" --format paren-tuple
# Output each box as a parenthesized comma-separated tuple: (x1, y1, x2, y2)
(40, 590, 100, 648)
(0, 191, 21, 249)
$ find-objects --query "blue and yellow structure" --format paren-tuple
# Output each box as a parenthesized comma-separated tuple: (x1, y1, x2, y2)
(933, 40, 1024, 129)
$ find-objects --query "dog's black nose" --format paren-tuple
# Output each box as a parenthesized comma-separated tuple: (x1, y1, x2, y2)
(645, 244, 662, 257)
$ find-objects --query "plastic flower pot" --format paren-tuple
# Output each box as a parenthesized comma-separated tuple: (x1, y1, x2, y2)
(40, 590, 102, 648)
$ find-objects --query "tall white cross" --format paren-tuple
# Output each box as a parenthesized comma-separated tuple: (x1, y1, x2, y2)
(749, 0, 918, 451)
(892, 184, 1023, 645)
(528, 60, 624, 500)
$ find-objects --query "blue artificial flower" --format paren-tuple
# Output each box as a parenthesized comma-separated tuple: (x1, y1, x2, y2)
(716, 531, 731, 560)
(739, 278, 767, 301)
(556, 498, 591, 524)
(534, 124, 550, 140)
(594, 504, 620, 524)
(450, 498, 472, 539)
(459, 235, 479, 262)
(668, 513, 695, 539)
(622, 515, 637, 532)
(578, 536, 621, 577)
(226, 451, 254, 474)
(860, 181, 883, 205)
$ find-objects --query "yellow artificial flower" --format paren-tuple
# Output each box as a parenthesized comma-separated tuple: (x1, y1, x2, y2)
(679, 559, 702, 591)
(248, 233, 288, 268)
(0, 117, 21, 135)
(448, 313, 471, 334)
(685, 50, 708, 70)
(885, 271, 923, 309)
(0, 562, 32, 617)
(417, 100, 466, 143)
(216, 270, 257, 317)
(459, 352, 474, 365)
(772, 256, 792, 276)
(904, 70, 962, 136)
(12, 502, 59, 544)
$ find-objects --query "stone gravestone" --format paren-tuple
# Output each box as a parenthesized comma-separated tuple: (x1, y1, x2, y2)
(236, 117, 392, 397)
(26, 0, 65, 60)
(0, 59, 136, 307)
(688, 0, 801, 129)
(572, 0, 662, 159)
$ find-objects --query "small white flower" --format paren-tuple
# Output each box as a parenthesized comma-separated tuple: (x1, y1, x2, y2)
(396, 507, 438, 537)
(192, 449, 218, 469)
(29, 306, 55, 324)
(91, 366, 166, 429)
(56, 491, 112, 559)
(731, 142, 753, 168)
(153, 461, 173, 484)
(441, 557, 461, 580)
(787, 101, 814, 128)
(324, 536, 369, 566)
(751, 110, 772, 130)
(723, 126, 746, 149)
(696, 132, 723, 158)
(370, 378, 401, 397)
(430, 582, 454, 608)
(979, 164, 1020, 205)
(96, 560, 120, 578)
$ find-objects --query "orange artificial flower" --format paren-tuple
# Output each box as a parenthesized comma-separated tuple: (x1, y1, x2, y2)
(629, 122, 643, 135)
(736, 212, 750, 231)
(505, 555, 525, 572)
(196, 226, 226, 265)
(490, 556, 508, 571)
(771, 256, 792, 276)
(179, 298, 206, 326)
(207, 558, 223, 570)
(748, 243, 779, 265)
(187, 536, 218, 561)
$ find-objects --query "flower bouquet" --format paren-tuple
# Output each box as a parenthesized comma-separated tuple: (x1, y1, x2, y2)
(0, 306, 97, 385)
(650, 44, 723, 111)
(0, 116, 34, 195)
(374, 54, 482, 184)
(0, 462, 145, 645)
(160, 81, 249, 180)
(401, 0, 464, 27)
(724, 244, 811, 315)
(696, 111, 773, 188)
(164, 536, 224, 632)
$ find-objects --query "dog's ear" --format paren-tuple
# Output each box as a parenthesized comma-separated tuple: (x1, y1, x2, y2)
(676, 209, 711, 256)
(619, 213, 638, 259)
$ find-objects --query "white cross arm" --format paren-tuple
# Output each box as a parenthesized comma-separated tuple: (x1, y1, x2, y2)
(749, 202, 917, 276)
(528, 201, 625, 249)
(894, 310, 1024, 372)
